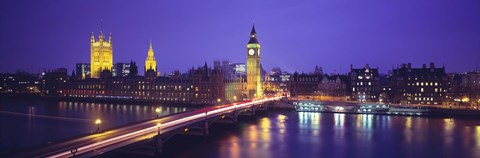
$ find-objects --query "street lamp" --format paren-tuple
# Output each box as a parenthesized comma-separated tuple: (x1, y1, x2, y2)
(233, 96, 237, 101)
(155, 107, 161, 118)
(95, 119, 102, 133)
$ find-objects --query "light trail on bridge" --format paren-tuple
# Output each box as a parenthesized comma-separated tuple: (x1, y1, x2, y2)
(37, 97, 281, 158)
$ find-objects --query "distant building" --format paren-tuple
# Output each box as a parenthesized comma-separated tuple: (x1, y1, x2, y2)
(264, 68, 283, 95)
(75, 63, 90, 79)
(389, 63, 447, 105)
(115, 63, 131, 77)
(445, 73, 464, 106)
(314, 66, 323, 75)
(349, 64, 380, 102)
(318, 74, 347, 97)
(0, 72, 41, 94)
(287, 72, 349, 101)
(90, 31, 113, 78)
(225, 63, 246, 80)
(44, 68, 68, 96)
(58, 62, 245, 105)
(288, 72, 322, 97)
(190, 63, 225, 104)
(379, 74, 392, 103)
(459, 71, 480, 106)
(279, 72, 291, 92)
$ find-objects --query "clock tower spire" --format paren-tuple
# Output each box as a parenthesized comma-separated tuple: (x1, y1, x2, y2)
(248, 24, 259, 44)
(246, 23, 262, 99)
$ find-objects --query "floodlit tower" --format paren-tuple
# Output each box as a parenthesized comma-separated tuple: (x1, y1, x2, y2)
(246, 23, 262, 99)
(90, 29, 113, 78)
(145, 40, 157, 73)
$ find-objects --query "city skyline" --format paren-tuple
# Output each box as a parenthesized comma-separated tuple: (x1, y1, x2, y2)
(1, 0, 479, 74)
(1, 1, 480, 157)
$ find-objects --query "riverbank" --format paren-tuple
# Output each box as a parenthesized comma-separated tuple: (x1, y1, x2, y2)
(282, 99, 480, 118)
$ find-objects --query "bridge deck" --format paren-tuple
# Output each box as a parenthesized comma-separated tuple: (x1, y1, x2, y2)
(11, 97, 280, 158)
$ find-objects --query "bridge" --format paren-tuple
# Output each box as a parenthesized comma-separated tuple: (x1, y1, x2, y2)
(12, 97, 282, 158)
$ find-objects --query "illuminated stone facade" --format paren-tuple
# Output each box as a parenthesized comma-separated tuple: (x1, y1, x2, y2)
(90, 31, 113, 78)
(57, 63, 246, 105)
(145, 41, 157, 73)
(246, 24, 262, 99)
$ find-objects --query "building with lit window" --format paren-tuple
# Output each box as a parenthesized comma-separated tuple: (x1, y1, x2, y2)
(90, 31, 113, 78)
(288, 72, 322, 97)
(279, 72, 291, 93)
(58, 62, 245, 105)
(318, 74, 348, 99)
(389, 63, 447, 105)
(459, 71, 480, 106)
(44, 68, 68, 96)
(349, 64, 380, 102)
(224, 63, 246, 80)
(114, 63, 131, 77)
(0, 72, 42, 94)
(75, 63, 90, 79)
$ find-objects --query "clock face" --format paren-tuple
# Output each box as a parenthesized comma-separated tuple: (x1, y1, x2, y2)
(248, 49, 255, 56)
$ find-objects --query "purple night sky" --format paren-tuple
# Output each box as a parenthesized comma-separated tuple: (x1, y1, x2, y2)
(1, 0, 479, 75)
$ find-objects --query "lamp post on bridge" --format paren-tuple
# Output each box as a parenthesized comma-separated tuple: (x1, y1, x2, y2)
(95, 119, 102, 133)
(155, 107, 161, 118)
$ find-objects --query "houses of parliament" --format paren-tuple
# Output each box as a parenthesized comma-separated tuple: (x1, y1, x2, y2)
(53, 24, 264, 104)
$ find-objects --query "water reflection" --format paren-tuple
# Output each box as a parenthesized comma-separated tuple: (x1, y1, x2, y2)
(165, 111, 480, 158)
(0, 99, 190, 149)
(298, 112, 321, 137)
(443, 118, 455, 145)
(277, 114, 287, 134)
(476, 126, 480, 155)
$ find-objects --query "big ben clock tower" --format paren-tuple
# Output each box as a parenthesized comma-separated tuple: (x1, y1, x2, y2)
(246, 24, 262, 99)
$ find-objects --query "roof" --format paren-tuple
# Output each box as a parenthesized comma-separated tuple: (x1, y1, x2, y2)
(248, 24, 259, 44)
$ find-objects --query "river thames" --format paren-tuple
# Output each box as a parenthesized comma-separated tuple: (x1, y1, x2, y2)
(1, 98, 480, 158)
(0, 98, 189, 151)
